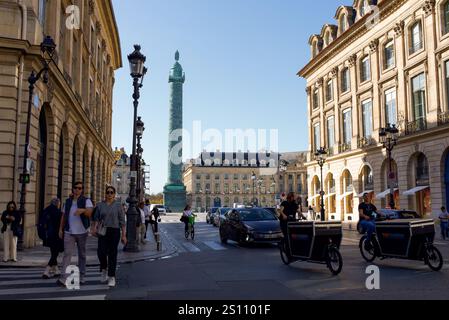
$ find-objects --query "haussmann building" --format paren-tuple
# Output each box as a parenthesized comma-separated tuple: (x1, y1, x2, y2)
(298, 0, 449, 221)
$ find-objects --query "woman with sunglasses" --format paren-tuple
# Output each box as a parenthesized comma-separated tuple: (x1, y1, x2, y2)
(92, 186, 127, 287)
(1, 201, 21, 262)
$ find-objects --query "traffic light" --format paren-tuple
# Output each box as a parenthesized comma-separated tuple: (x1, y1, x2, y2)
(20, 174, 30, 184)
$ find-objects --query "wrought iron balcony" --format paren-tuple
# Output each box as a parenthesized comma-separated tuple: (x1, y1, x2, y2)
(404, 118, 427, 136)
(438, 111, 449, 126)
(339, 142, 352, 153)
(357, 136, 376, 149)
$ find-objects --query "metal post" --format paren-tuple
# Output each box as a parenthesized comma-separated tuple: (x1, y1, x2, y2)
(388, 144, 395, 210)
(125, 77, 140, 252)
(320, 162, 325, 221)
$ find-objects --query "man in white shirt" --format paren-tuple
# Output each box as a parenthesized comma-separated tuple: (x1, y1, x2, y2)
(57, 181, 93, 287)
(143, 200, 151, 239)
(138, 202, 146, 245)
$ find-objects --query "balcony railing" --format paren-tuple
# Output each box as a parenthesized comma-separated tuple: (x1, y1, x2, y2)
(357, 136, 376, 149)
(339, 142, 352, 153)
(404, 118, 427, 136)
(438, 111, 449, 126)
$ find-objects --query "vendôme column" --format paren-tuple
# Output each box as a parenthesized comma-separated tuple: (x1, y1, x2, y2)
(163, 51, 187, 212)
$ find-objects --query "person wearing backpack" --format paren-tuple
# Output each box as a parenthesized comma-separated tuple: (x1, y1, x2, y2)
(57, 181, 93, 287)
(38, 198, 64, 279)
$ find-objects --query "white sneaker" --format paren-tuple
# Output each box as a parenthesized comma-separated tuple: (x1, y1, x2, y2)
(101, 270, 108, 283)
(80, 275, 86, 284)
(108, 277, 116, 287)
(52, 266, 61, 276)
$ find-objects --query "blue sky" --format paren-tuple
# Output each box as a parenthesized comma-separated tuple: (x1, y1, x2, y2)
(111, 0, 342, 194)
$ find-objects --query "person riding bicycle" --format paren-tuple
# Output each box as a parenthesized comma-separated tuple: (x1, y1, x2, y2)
(359, 193, 377, 249)
(277, 192, 305, 238)
(182, 205, 194, 233)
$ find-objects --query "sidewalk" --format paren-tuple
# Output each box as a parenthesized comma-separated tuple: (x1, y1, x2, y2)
(0, 227, 177, 268)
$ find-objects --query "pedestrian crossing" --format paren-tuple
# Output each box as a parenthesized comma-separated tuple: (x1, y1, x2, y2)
(0, 266, 110, 300)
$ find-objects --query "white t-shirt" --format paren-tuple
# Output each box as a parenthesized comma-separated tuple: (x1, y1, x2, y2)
(64, 199, 94, 235)
(183, 210, 193, 217)
(139, 208, 146, 225)
(143, 206, 151, 220)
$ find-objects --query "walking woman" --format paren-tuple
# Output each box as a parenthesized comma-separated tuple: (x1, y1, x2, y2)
(38, 198, 64, 278)
(1, 201, 21, 262)
(92, 186, 127, 287)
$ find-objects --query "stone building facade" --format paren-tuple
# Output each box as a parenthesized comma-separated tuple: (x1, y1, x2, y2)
(0, 0, 122, 247)
(298, 0, 449, 221)
(183, 151, 308, 211)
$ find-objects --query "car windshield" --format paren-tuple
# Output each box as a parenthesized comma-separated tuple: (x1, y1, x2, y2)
(238, 209, 277, 221)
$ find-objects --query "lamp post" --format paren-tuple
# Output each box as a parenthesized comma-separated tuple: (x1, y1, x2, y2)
(136, 116, 144, 200)
(124, 45, 147, 252)
(18, 36, 56, 250)
(379, 123, 399, 209)
(314, 147, 327, 222)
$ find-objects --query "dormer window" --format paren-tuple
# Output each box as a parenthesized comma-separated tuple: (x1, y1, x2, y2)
(340, 14, 348, 33)
(324, 32, 330, 46)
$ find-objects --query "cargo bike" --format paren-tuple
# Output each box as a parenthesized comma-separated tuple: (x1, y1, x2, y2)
(279, 221, 343, 275)
(359, 219, 443, 271)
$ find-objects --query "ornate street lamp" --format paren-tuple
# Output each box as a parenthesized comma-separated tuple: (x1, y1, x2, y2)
(18, 35, 56, 250)
(314, 147, 327, 222)
(379, 123, 399, 209)
(124, 45, 147, 252)
(136, 117, 145, 200)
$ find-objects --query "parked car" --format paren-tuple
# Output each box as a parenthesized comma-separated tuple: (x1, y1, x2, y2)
(150, 204, 167, 216)
(219, 208, 282, 245)
(213, 207, 231, 227)
(263, 207, 277, 216)
(165, 206, 172, 213)
(357, 209, 421, 234)
(206, 207, 219, 224)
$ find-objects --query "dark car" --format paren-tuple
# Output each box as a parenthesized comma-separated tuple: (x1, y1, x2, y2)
(263, 207, 277, 216)
(206, 207, 219, 224)
(213, 207, 231, 227)
(219, 208, 282, 245)
(357, 209, 421, 234)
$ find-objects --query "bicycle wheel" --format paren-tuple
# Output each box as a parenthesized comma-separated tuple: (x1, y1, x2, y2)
(326, 246, 343, 276)
(359, 236, 376, 263)
(424, 245, 443, 271)
(279, 240, 291, 265)
(191, 226, 195, 240)
(185, 225, 189, 239)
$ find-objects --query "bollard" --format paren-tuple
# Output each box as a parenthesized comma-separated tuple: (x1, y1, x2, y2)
(155, 232, 161, 251)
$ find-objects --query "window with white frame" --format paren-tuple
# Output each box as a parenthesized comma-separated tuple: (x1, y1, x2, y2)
(361, 99, 373, 138)
(384, 88, 397, 126)
(326, 80, 333, 102)
(313, 89, 319, 109)
(411, 73, 426, 123)
(445, 61, 449, 108)
(360, 56, 371, 82)
(342, 109, 352, 144)
(341, 68, 350, 93)
(327, 116, 335, 150)
(384, 40, 395, 70)
(313, 123, 321, 152)
(38, 0, 46, 26)
(444, 1, 449, 35)
(410, 22, 423, 54)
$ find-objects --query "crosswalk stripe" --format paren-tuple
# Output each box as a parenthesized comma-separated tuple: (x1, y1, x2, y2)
(0, 284, 108, 296)
(203, 241, 227, 251)
(0, 273, 99, 280)
(0, 276, 102, 287)
(182, 242, 201, 252)
(0, 267, 101, 274)
(30, 294, 106, 300)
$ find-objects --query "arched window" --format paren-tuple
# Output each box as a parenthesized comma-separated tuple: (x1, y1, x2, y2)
(410, 21, 423, 54)
(416, 153, 429, 182)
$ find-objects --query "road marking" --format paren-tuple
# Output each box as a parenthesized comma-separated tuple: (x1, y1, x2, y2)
(182, 242, 201, 252)
(0, 284, 108, 296)
(30, 294, 106, 300)
(0, 276, 102, 287)
(203, 241, 227, 251)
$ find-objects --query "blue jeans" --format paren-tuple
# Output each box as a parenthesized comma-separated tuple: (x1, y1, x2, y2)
(360, 220, 376, 241)
(441, 222, 448, 240)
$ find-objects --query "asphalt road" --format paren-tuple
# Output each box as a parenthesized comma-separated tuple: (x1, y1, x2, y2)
(106, 213, 449, 300)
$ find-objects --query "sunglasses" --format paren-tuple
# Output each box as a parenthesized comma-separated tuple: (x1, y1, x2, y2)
(74, 187, 83, 190)
(106, 191, 115, 195)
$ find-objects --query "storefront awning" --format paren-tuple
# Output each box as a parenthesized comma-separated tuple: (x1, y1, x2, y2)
(375, 189, 398, 199)
(357, 190, 374, 198)
(403, 186, 429, 196)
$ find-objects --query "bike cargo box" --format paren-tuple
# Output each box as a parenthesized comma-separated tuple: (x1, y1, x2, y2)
(287, 221, 342, 260)
(375, 219, 435, 258)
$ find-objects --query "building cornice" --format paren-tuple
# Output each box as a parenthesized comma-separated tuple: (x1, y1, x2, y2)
(98, 0, 122, 69)
(298, 0, 405, 79)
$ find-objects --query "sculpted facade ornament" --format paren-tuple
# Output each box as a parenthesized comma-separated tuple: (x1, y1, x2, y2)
(46, 80, 55, 104)
(95, 21, 102, 34)
(394, 21, 405, 36)
(316, 78, 324, 88)
(88, 0, 95, 15)
(306, 87, 311, 95)
(369, 39, 379, 53)
(423, 0, 435, 16)
(331, 67, 339, 78)
(348, 54, 357, 67)
(101, 39, 107, 50)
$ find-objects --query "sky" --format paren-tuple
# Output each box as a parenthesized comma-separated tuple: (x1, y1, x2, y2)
(111, 0, 342, 194)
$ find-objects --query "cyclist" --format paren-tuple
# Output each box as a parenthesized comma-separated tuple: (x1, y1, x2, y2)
(182, 205, 194, 233)
(359, 193, 377, 249)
